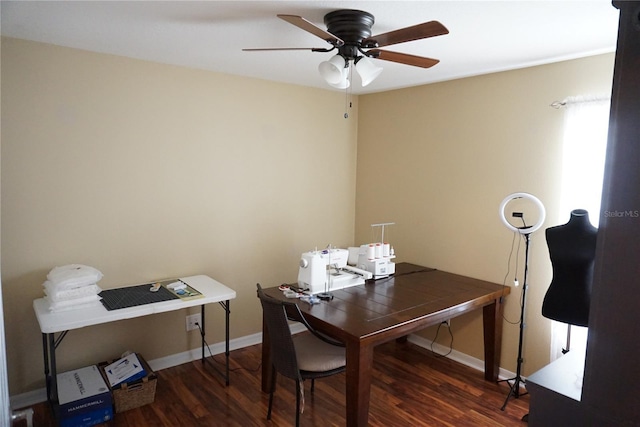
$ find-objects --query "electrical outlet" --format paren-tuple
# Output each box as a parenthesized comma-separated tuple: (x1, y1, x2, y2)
(186, 313, 201, 332)
(442, 319, 451, 327)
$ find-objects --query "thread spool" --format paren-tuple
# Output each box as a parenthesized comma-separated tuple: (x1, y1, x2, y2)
(383, 243, 390, 257)
(367, 244, 375, 260)
(375, 243, 382, 258)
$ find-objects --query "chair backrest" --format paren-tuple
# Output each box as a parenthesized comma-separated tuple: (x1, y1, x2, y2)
(256, 284, 302, 381)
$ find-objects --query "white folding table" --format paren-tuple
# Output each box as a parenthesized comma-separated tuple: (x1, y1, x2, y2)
(33, 274, 236, 409)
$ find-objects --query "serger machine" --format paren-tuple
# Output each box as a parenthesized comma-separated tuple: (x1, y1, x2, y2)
(356, 222, 396, 279)
(356, 242, 396, 279)
(298, 248, 372, 294)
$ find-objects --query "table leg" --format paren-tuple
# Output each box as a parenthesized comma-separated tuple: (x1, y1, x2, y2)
(483, 297, 505, 381)
(345, 341, 374, 427)
(224, 300, 230, 386)
(204, 301, 231, 386)
(200, 305, 206, 363)
(42, 334, 50, 401)
(48, 333, 58, 403)
(261, 313, 272, 393)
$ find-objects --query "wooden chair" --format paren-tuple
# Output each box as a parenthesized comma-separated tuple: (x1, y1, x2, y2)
(256, 283, 346, 426)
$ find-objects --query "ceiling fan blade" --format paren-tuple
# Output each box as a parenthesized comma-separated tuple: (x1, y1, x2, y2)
(243, 47, 330, 52)
(277, 14, 344, 47)
(368, 49, 440, 68)
(364, 21, 449, 48)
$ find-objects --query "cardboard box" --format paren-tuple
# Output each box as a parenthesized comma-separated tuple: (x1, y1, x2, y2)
(57, 365, 113, 427)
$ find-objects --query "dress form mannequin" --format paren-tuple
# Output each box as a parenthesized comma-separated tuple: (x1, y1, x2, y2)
(543, 209, 598, 327)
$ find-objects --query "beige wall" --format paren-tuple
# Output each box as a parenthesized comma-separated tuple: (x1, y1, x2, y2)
(1, 37, 358, 394)
(1, 36, 616, 397)
(356, 53, 615, 375)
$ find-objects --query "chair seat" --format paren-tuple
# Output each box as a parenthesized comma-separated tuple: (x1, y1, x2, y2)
(294, 332, 346, 372)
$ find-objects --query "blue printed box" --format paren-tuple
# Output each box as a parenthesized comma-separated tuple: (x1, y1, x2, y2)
(59, 407, 113, 427)
(57, 365, 113, 426)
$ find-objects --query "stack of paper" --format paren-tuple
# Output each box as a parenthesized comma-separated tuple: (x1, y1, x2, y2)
(103, 353, 147, 387)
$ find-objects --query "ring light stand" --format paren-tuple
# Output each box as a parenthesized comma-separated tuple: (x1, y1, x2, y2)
(498, 192, 546, 412)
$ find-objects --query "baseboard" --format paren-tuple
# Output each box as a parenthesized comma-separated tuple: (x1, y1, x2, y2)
(147, 331, 265, 372)
(407, 334, 519, 382)
(10, 326, 512, 410)
(10, 388, 44, 412)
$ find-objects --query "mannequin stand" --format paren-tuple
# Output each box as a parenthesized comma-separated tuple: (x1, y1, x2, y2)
(562, 324, 572, 354)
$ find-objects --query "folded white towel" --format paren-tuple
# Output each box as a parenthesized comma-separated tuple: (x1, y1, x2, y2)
(46, 294, 102, 312)
(47, 299, 103, 313)
(46, 264, 103, 290)
(43, 282, 102, 302)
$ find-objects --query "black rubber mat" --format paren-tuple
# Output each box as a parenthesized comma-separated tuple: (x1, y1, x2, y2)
(100, 283, 178, 310)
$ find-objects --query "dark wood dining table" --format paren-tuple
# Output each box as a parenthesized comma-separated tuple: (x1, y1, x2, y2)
(260, 263, 510, 426)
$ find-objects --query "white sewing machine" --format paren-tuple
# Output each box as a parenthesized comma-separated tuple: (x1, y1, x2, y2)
(297, 248, 372, 294)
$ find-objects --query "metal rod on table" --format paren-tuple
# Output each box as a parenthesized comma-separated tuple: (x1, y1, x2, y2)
(54, 330, 68, 349)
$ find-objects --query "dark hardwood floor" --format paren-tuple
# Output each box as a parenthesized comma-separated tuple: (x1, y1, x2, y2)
(22, 339, 529, 426)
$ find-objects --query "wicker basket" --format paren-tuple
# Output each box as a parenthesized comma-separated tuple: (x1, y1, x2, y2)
(99, 354, 157, 413)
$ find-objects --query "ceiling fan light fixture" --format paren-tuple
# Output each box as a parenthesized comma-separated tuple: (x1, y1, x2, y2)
(355, 56, 383, 86)
(329, 73, 350, 89)
(318, 54, 347, 85)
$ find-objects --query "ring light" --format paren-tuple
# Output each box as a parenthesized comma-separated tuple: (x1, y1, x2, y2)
(499, 192, 546, 234)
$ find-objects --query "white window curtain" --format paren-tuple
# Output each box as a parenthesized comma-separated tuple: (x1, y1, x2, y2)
(0, 284, 9, 425)
(550, 94, 610, 361)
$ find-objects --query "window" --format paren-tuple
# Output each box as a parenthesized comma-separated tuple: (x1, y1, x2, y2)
(550, 94, 610, 361)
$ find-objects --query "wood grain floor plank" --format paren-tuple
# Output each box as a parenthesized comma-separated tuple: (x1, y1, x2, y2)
(20, 340, 529, 426)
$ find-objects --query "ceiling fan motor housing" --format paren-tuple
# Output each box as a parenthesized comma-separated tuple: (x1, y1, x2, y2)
(324, 9, 375, 60)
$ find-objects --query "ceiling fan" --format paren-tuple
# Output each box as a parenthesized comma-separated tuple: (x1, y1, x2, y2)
(243, 9, 449, 88)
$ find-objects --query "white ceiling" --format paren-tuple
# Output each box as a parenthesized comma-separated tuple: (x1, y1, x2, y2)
(1, 1, 620, 94)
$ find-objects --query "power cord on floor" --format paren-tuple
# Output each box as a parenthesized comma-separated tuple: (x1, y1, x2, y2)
(430, 321, 454, 358)
(195, 322, 262, 373)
